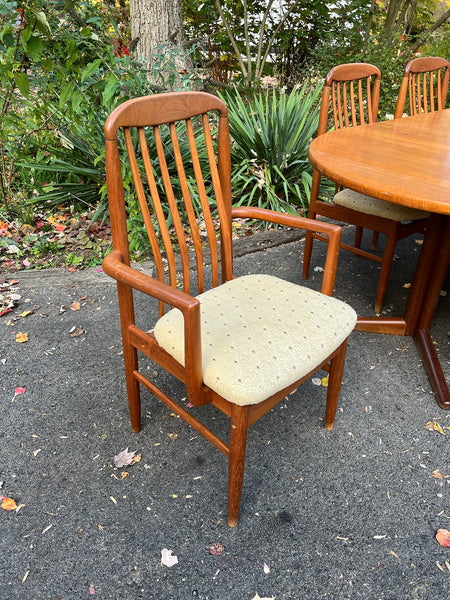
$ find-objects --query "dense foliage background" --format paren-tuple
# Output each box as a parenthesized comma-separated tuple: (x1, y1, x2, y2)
(0, 0, 448, 267)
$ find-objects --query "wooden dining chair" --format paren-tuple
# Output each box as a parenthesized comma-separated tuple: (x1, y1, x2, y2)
(394, 56, 450, 118)
(103, 91, 357, 526)
(303, 63, 430, 314)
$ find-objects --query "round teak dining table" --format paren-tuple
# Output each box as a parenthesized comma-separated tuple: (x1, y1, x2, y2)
(308, 109, 450, 409)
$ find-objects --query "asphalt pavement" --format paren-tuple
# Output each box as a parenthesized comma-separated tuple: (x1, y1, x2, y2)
(1, 225, 449, 600)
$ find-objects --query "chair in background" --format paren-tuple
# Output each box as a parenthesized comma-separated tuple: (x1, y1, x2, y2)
(103, 91, 357, 526)
(394, 56, 450, 118)
(303, 63, 430, 314)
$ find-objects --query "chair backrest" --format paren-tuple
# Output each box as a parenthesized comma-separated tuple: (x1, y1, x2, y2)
(317, 63, 381, 136)
(394, 56, 450, 118)
(104, 92, 234, 316)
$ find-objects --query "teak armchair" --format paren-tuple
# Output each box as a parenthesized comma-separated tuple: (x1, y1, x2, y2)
(103, 91, 357, 526)
(303, 63, 430, 314)
(394, 56, 450, 118)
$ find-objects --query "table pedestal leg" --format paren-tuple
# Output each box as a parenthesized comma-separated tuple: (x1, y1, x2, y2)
(406, 215, 450, 409)
(356, 214, 449, 409)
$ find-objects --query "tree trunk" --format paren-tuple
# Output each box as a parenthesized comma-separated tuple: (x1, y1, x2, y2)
(129, 0, 191, 85)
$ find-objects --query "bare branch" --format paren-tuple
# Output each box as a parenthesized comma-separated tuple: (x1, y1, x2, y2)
(214, 0, 248, 79)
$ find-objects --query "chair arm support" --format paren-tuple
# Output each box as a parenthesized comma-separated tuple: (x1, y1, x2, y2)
(103, 250, 205, 405)
(231, 206, 342, 296)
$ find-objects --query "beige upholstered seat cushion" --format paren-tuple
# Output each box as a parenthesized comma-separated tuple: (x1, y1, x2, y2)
(154, 274, 357, 406)
(334, 188, 429, 222)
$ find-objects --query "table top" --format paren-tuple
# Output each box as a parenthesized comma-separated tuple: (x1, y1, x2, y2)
(308, 108, 450, 215)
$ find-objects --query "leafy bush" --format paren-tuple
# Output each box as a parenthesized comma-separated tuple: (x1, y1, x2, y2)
(0, 1, 199, 226)
(221, 83, 324, 213)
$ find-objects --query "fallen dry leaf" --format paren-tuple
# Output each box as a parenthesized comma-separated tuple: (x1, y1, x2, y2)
(69, 326, 85, 337)
(432, 470, 445, 479)
(425, 421, 445, 435)
(1, 496, 18, 511)
(114, 448, 138, 468)
(161, 548, 178, 567)
(70, 301, 81, 311)
(15, 332, 28, 343)
(207, 542, 223, 556)
(436, 529, 450, 547)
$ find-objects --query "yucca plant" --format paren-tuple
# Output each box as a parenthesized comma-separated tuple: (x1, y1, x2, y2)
(221, 82, 324, 213)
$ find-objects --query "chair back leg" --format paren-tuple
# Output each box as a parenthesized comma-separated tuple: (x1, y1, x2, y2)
(354, 226, 363, 249)
(303, 170, 322, 280)
(374, 233, 397, 314)
(228, 404, 249, 527)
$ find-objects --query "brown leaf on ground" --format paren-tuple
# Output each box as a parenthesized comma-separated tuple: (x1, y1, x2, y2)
(69, 326, 85, 337)
(436, 529, 450, 547)
(207, 542, 224, 556)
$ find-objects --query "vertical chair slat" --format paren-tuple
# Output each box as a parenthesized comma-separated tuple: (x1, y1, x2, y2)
(331, 84, 339, 130)
(130, 129, 165, 284)
(363, 78, 370, 124)
(152, 124, 185, 290)
(417, 74, 423, 113)
(349, 81, 356, 126)
(202, 113, 224, 288)
(186, 116, 220, 292)
(436, 72, 441, 110)
(408, 77, 415, 115)
(124, 127, 168, 316)
(336, 83, 344, 128)
(342, 82, 349, 127)
(178, 118, 206, 294)
(216, 112, 233, 283)
(422, 73, 428, 113)
(168, 121, 196, 295)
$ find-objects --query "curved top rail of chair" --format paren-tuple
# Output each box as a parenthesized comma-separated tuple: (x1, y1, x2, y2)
(104, 91, 228, 138)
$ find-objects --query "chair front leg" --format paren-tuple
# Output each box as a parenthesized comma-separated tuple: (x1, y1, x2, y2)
(325, 339, 349, 430)
(228, 404, 249, 527)
(117, 282, 141, 433)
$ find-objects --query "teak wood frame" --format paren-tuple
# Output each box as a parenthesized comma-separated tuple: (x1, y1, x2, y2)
(303, 62, 429, 314)
(103, 91, 351, 526)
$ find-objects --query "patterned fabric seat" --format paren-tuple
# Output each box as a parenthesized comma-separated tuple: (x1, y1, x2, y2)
(155, 274, 357, 406)
(334, 189, 429, 222)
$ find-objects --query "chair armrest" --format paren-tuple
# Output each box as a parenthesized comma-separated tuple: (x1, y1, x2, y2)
(103, 250, 199, 312)
(231, 206, 342, 296)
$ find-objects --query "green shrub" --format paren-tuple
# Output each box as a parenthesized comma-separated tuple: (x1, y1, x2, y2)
(221, 83, 324, 213)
